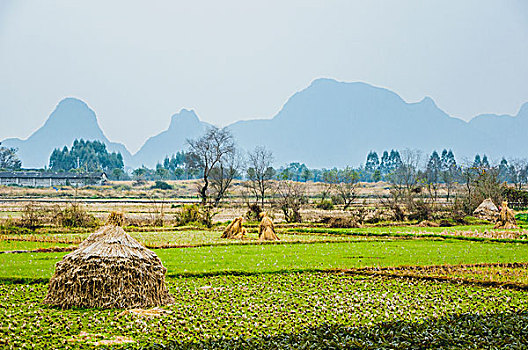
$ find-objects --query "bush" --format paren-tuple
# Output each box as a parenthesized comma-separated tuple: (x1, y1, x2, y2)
(112, 184, 132, 191)
(321, 216, 360, 228)
(407, 200, 433, 222)
(176, 205, 201, 226)
(175, 204, 216, 228)
(19, 202, 49, 229)
(515, 213, 528, 225)
(503, 187, 528, 209)
(245, 203, 262, 221)
(151, 180, 173, 190)
(316, 199, 334, 210)
(52, 203, 98, 228)
(330, 195, 344, 205)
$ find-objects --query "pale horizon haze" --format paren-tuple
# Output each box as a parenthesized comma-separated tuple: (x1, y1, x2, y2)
(1, 0, 527, 153)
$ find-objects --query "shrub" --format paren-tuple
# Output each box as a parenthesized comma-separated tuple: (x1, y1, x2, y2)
(112, 184, 132, 191)
(176, 205, 200, 225)
(330, 195, 344, 205)
(52, 203, 98, 228)
(316, 199, 334, 210)
(408, 199, 433, 222)
(503, 187, 528, 209)
(245, 203, 262, 221)
(19, 202, 49, 229)
(176, 204, 217, 228)
(321, 216, 359, 228)
(151, 180, 173, 190)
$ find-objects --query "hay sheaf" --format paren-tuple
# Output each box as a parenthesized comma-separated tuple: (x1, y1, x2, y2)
(494, 201, 518, 229)
(259, 213, 279, 241)
(44, 213, 174, 309)
(221, 217, 247, 239)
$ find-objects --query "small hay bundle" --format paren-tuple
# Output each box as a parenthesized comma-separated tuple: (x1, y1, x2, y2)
(44, 212, 174, 309)
(221, 217, 247, 239)
(494, 201, 518, 229)
(258, 213, 279, 241)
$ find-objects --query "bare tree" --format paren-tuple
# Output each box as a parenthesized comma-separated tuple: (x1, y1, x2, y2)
(187, 127, 236, 205)
(209, 150, 244, 206)
(459, 160, 503, 214)
(320, 169, 338, 201)
(334, 167, 360, 210)
(388, 149, 422, 192)
(508, 158, 528, 190)
(384, 149, 424, 220)
(246, 146, 275, 208)
(275, 180, 306, 223)
(441, 166, 459, 203)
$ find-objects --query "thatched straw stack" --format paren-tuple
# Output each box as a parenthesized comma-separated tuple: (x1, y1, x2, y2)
(258, 213, 279, 241)
(473, 198, 499, 221)
(494, 201, 518, 229)
(44, 212, 174, 309)
(221, 217, 247, 239)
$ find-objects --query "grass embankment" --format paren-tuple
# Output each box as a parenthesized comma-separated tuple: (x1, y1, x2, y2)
(1, 273, 527, 349)
(289, 226, 528, 243)
(1, 239, 527, 281)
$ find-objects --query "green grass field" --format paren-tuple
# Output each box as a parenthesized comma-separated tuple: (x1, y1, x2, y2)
(1, 239, 527, 281)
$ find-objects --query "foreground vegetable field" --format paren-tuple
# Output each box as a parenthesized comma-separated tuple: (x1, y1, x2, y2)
(2, 273, 528, 349)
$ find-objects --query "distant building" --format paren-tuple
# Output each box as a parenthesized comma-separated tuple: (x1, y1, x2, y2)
(0, 171, 107, 187)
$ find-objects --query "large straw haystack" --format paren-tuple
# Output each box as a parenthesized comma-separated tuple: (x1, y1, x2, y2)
(44, 212, 174, 309)
(258, 213, 279, 241)
(473, 198, 499, 221)
(221, 217, 247, 239)
(494, 201, 518, 229)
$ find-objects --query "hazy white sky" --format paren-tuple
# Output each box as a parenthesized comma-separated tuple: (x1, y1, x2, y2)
(1, 0, 527, 153)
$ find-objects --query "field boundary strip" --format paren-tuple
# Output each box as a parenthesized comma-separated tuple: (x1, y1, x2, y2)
(0, 234, 406, 253)
(2, 262, 527, 289)
(340, 262, 528, 291)
(289, 228, 528, 244)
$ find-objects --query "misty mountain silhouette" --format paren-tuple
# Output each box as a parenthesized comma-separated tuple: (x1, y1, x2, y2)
(133, 109, 208, 168)
(2, 79, 526, 169)
(2, 98, 132, 168)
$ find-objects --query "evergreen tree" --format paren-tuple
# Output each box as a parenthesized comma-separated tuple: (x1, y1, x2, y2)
(365, 151, 380, 172)
(379, 151, 390, 174)
(426, 150, 441, 184)
(499, 158, 510, 182)
(446, 150, 456, 168)
(49, 139, 124, 172)
(472, 154, 482, 168)
(482, 155, 490, 168)
(440, 149, 456, 171)
(388, 150, 403, 173)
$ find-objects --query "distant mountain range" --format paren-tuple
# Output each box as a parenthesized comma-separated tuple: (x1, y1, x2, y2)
(3, 78, 527, 169)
